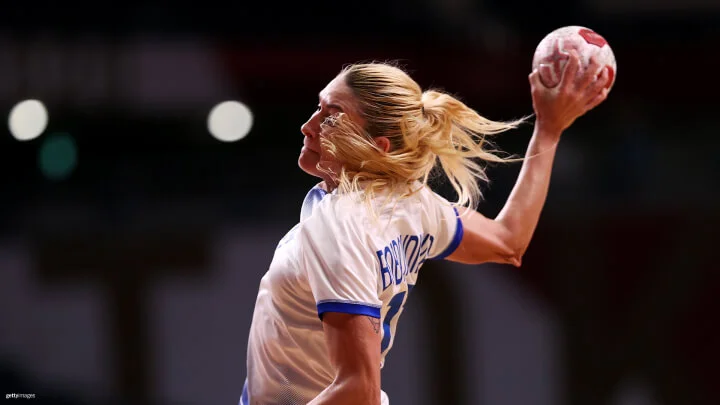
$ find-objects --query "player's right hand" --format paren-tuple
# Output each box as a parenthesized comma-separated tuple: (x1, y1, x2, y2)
(529, 50, 610, 136)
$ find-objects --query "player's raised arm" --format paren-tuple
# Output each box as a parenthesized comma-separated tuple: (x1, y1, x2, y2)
(307, 312, 382, 405)
(446, 51, 610, 266)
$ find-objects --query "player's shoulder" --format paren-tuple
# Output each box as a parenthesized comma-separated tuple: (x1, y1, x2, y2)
(416, 184, 452, 203)
(399, 184, 455, 218)
(301, 191, 367, 231)
(293, 193, 373, 263)
(298, 184, 452, 237)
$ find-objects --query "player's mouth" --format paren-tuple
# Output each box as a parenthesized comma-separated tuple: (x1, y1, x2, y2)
(303, 139, 319, 153)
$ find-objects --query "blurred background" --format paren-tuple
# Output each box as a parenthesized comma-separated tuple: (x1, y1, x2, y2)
(0, 0, 718, 404)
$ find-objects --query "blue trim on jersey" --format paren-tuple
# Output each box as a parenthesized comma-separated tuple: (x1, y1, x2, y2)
(317, 300, 382, 319)
(307, 186, 328, 200)
(433, 207, 464, 260)
(239, 379, 249, 405)
(300, 185, 330, 220)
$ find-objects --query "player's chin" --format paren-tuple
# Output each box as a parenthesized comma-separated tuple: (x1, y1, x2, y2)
(298, 150, 322, 177)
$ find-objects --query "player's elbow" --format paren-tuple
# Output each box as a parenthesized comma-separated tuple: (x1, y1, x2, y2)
(454, 213, 528, 267)
(445, 233, 525, 266)
(333, 374, 381, 405)
(488, 228, 525, 267)
(498, 227, 531, 268)
(506, 252, 523, 268)
(498, 244, 524, 267)
(508, 235, 536, 267)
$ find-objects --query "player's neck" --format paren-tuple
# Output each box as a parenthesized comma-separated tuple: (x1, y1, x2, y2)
(319, 178, 337, 193)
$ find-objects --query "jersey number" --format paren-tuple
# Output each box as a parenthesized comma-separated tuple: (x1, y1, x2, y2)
(380, 285, 414, 353)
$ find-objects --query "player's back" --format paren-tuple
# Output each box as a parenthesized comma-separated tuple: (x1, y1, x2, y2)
(243, 183, 462, 405)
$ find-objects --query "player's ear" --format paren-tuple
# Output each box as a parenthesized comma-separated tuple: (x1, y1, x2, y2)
(374, 136, 391, 153)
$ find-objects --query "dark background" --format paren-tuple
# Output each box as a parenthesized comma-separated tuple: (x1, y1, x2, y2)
(0, 0, 718, 404)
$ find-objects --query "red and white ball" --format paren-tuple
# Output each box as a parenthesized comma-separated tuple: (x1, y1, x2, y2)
(532, 26, 617, 91)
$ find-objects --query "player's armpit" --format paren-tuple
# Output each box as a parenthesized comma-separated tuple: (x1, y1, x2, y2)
(308, 312, 381, 405)
(444, 208, 522, 267)
(366, 316, 381, 334)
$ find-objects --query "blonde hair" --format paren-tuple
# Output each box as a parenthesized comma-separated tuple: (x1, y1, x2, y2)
(318, 62, 526, 210)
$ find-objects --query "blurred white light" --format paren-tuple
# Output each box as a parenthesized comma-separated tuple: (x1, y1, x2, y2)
(207, 100, 253, 142)
(8, 99, 49, 141)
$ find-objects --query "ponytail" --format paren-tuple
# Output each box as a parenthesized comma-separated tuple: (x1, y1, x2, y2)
(318, 63, 526, 212)
(419, 90, 526, 209)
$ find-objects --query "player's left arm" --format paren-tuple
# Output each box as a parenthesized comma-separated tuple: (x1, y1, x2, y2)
(445, 207, 522, 266)
(307, 313, 382, 405)
(446, 52, 609, 267)
(445, 125, 563, 267)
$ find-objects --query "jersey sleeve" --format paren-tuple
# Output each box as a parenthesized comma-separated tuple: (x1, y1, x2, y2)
(297, 210, 382, 320)
(427, 193, 464, 260)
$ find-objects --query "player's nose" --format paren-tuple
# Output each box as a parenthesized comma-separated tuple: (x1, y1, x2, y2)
(301, 116, 320, 139)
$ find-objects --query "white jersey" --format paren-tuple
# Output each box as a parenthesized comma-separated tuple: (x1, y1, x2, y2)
(241, 183, 463, 405)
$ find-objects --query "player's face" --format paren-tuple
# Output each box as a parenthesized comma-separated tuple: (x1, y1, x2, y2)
(299, 76, 365, 181)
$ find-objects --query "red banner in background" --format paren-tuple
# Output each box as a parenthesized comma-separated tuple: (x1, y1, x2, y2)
(583, 0, 720, 14)
(2, 36, 716, 112)
(219, 38, 720, 108)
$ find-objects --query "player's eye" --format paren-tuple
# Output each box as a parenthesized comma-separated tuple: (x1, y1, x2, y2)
(322, 113, 344, 128)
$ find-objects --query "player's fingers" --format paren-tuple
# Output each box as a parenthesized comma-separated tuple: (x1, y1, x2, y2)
(529, 69, 544, 92)
(560, 50, 581, 88)
(587, 67, 610, 96)
(584, 87, 609, 112)
(529, 64, 560, 92)
(579, 55, 604, 90)
(540, 63, 560, 88)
